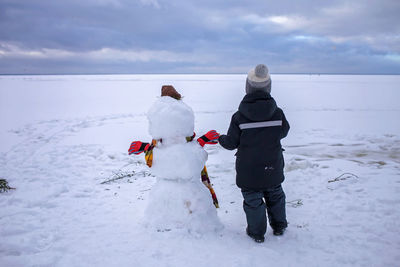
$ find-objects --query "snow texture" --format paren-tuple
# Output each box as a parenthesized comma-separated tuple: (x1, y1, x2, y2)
(0, 74, 399, 267)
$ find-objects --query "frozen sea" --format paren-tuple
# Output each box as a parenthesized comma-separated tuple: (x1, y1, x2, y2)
(0, 74, 399, 267)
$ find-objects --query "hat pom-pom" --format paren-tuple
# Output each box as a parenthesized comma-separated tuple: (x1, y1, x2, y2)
(255, 64, 268, 78)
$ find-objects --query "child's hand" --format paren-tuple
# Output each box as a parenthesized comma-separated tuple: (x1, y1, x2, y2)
(197, 130, 220, 147)
(128, 141, 150, 155)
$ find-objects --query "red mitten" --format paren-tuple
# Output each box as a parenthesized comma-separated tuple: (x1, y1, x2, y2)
(197, 130, 220, 147)
(128, 141, 150, 155)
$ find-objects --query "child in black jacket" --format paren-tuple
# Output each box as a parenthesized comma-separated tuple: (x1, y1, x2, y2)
(219, 64, 289, 243)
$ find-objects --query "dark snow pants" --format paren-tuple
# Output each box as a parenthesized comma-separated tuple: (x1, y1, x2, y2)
(241, 184, 287, 237)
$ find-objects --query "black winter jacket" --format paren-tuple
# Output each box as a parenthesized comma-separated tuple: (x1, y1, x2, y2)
(219, 91, 290, 190)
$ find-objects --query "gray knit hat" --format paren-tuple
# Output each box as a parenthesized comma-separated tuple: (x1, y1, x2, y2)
(246, 64, 271, 94)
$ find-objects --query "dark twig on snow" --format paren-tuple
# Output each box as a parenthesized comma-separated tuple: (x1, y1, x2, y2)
(0, 179, 15, 193)
(286, 199, 303, 208)
(139, 188, 151, 192)
(100, 171, 136, 184)
(328, 172, 359, 183)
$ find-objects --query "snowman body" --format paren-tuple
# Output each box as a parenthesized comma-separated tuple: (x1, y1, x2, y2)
(145, 97, 221, 233)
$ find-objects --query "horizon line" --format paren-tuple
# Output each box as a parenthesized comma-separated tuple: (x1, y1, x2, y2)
(1, 72, 400, 76)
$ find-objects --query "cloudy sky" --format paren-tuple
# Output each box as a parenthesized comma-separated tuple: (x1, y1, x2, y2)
(0, 0, 399, 74)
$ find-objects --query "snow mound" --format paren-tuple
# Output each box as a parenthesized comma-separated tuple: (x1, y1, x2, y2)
(145, 178, 222, 234)
(147, 97, 194, 140)
(285, 157, 317, 172)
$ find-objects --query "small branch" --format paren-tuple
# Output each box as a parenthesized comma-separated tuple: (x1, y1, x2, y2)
(100, 171, 136, 184)
(0, 179, 15, 193)
(286, 199, 303, 208)
(139, 188, 151, 192)
(328, 172, 359, 183)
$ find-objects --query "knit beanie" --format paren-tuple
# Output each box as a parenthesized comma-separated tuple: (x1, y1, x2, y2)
(245, 64, 271, 94)
(161, 85, 182, 100)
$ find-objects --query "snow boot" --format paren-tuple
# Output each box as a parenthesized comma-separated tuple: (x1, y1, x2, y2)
(246, 227, 265, 243)
(273, 227, 286, 236)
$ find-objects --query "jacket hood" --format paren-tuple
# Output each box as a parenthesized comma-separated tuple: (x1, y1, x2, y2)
(238, 91, 277, 121)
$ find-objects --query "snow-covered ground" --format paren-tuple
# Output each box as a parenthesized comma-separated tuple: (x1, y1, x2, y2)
(0, 74, 399, 267)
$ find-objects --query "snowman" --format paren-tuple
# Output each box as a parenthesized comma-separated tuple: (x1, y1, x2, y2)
(129, 86, 222, 234)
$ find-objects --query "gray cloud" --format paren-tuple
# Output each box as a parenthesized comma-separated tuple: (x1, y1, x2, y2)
(0, 0, 399, 74)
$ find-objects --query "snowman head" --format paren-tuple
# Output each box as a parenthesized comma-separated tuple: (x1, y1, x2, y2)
(147, 95, 195, 140)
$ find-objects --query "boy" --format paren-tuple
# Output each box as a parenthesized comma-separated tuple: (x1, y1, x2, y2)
(219, 64, 289, 243)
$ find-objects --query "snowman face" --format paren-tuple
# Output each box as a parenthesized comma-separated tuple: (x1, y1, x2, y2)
(147, 96, 195, 140)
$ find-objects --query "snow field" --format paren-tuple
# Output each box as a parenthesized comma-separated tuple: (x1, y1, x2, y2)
(0, 74, 399, 266)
